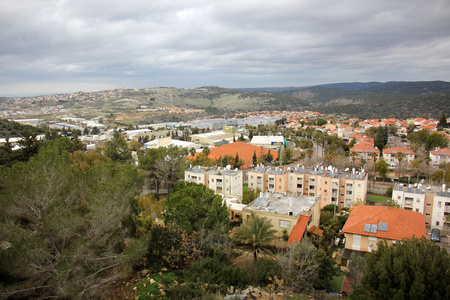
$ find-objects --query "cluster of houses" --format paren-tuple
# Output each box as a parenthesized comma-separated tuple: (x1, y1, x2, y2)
(184, 164, 430, 267)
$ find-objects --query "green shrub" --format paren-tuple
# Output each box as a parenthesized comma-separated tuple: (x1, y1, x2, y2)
(133, 272, 178, 300)
(185, 254, 250, 288)
(256, 257, 281, 286)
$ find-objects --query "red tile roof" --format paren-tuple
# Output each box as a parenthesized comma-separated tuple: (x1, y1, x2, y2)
(382, 146, 415, 155)
(350, 143, 380, 154)
(287, 215, 309, 245)
(430, 148, 450, 156)
(308, 225, 323, 236)
(191, 141, 279, 169)
(342, 206, 426, 241)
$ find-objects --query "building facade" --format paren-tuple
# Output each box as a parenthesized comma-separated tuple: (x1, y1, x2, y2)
(429, 148, 450, 166)
(392, 183, 450, 230)
(247, 165, 368, 209)
(382, 147, 415, 167)
(341, 206, 426, 266)
(241, 192, 320, 239)
(184, 165, 243, 198)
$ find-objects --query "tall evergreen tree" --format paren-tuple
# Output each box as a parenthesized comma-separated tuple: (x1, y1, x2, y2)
(438, 113, 448, 129)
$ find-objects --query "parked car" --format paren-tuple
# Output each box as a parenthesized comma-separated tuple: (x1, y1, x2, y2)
(431, 228, 440, 242)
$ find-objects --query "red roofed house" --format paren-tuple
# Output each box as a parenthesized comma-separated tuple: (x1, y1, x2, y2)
(429, 148, 450, 166)
(340, 205, 426, 266)
(382, 146, 415, 167)
(190, 141, 279, 169)
(349, 143, 380, 161)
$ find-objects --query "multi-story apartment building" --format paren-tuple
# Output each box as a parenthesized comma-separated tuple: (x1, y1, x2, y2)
(392, 183, 450, 230)
(184, 165, 243, 199)
(247, 165, 368, 209)
(429, 148, 450, 166)
(349, 143, 380, 161)
(382, 146, 415, 167)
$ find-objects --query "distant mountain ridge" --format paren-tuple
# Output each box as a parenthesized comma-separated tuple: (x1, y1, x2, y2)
(234, 80, 450, 93)
(3, 81, 450, 120)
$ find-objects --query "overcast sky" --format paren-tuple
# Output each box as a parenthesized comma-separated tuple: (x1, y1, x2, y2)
(1, 0, 450, 96)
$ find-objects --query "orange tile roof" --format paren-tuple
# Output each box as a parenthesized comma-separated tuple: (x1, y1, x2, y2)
(383, 146, 415, 155)
(287, 215, 309, 245)
(192, 141, 279, 169)
(430, 147, 450, 156)
(342, 206, 426, 240)
(308, 225, 323, 236)
(350, 143, 380, 154)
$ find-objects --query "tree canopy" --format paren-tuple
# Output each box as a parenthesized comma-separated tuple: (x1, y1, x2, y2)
(164, 181, 229, 234)
(0, 141, 143, 299)
(351, 237, 450, 299)
(234, 213, 277, 261)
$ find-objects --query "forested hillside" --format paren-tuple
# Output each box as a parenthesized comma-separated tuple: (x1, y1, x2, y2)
(0, 119, 43, 138)
(279, 81, 450, 119)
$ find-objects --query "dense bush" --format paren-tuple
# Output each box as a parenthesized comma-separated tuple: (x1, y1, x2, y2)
(185, 251, 250, 288)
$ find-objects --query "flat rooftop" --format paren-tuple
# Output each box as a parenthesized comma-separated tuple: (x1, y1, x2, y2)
(394, 183, 450, 197)
(185, 165, 242, 176)
(244, 192, 318, 217)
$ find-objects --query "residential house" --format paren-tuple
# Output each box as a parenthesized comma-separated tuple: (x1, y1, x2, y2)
(241, 192, 320, 241)
(349, 143, 380, 162)
(429, 148, 450, 166)
(382, 146, 415, 167)
(341, 205, 426, 266)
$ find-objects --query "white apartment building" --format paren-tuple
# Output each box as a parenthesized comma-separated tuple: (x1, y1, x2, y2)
(184, 165, 243, 199)
(392, 183, 450, 230)
(382, 147, 415, 167)
(429, 148, 450, 166)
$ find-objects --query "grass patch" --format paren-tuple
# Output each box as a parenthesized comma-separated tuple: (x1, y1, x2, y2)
(367, 194, 391, 203)
(243, 184, 249, 192)
(329, 275, 345, 292)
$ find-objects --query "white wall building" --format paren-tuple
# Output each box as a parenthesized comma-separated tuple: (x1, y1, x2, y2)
(184, 165, 243, 199)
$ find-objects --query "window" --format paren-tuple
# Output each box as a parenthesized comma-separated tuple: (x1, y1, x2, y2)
(436, 221, 440, 226)
(426, 213, 430, 216)
(368, 236, 377, 252)
(438, 201, 442, 206)
(324, 190, 328, 195)
(416, 209, 419, 212)
(358, 184, 361, 187)
(427, 204, 431, 206)
(397, 196, 401, 200)
(416, 199, 420, 203)
(279, 220, 290, 228)
(211, 179, 214, 182)
(325, 181, 328, 185)
(352, 234, 361, 250)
